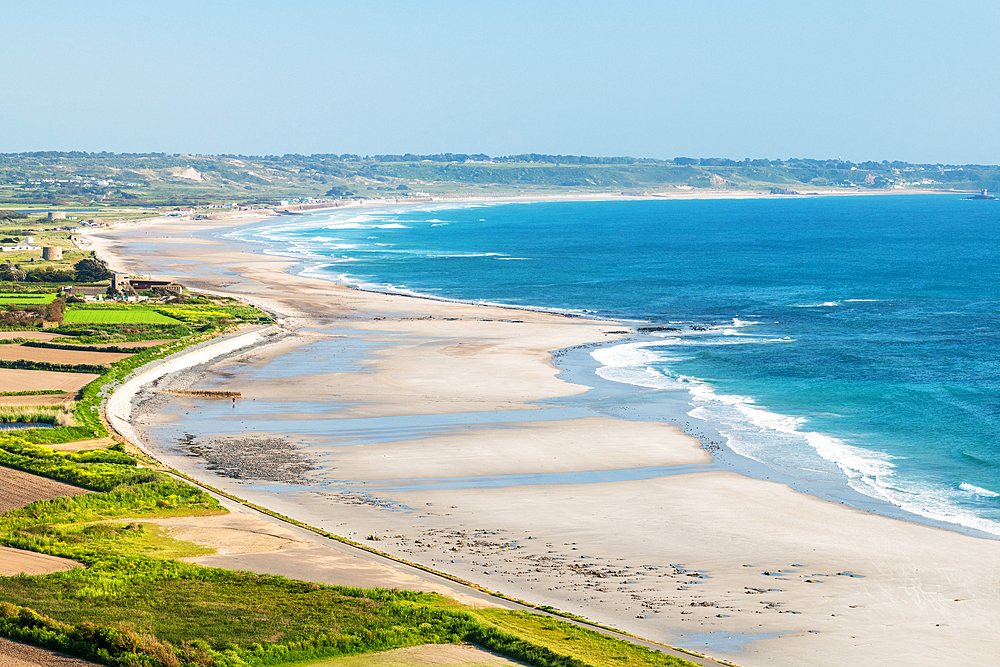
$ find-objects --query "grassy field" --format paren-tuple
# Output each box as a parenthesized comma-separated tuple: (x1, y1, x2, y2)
(0, 293, 58, 305)
(0, 404, 73, 425)
(63, 309, 182, 324)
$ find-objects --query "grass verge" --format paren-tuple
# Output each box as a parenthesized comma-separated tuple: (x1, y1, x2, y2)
(0, 404, 73, 425)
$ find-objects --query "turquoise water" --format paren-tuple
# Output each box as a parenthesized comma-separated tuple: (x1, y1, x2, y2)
(228, 196, 1000, 536)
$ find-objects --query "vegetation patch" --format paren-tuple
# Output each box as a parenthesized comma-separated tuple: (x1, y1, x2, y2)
(50, 323, 192, 343)
(0, 404, 73, 426)
(22, 340, 159, 354)
(0, 293, 58, 306)
(0, 359, 110, 374)
(63, 309, 183, 325)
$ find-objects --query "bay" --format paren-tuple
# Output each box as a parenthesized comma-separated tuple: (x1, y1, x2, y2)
(228, 195, 1000, 535)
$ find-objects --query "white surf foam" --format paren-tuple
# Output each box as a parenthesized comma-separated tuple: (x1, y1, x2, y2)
(959, 483, 1000, 498)
(427, 253, 504, 258)
(590, 338, 1000, 537)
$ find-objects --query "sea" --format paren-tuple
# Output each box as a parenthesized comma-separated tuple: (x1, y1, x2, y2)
(223, 195, 1000, 538)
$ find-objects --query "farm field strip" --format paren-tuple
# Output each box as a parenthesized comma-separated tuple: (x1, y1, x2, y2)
(63, 309, 182, 324)
(0, 369, 100, 393)
(0, 395, 73, 407)
(0, 331, 66, 342)
(59, 339, 174, 348)
(0, 545, 82, 577)
(0, 293, 58, 305)
(0, 466, 90, 514)
(0, 345, 132, 365)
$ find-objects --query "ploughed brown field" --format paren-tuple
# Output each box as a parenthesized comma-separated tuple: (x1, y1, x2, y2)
(0, 331, 66, 342)
(0, 466, 90, 514)
(0, 369, 100, 393)
(0, 468, 88, 576)
(0, 345, 131, 365)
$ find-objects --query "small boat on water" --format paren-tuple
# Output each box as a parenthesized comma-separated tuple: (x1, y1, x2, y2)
(965, 189, 996, 200)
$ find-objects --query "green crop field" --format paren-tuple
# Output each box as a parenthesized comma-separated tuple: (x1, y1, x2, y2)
(0, 292, 58, 305)
(63, 308, 182, 324)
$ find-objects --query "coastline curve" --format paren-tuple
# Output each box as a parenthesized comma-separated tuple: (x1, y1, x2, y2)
(104, 326, 277, 452)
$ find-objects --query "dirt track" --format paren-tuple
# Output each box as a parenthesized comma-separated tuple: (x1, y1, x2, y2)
(0, 638, 97, 667)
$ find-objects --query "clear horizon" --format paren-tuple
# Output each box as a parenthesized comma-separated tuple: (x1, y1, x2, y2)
(4, 0, 998, 164)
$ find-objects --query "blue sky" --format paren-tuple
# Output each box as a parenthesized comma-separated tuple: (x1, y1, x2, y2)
(3, 1, 998, 163)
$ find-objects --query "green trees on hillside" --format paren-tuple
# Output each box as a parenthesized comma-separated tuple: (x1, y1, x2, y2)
(73, 256, 112, 283)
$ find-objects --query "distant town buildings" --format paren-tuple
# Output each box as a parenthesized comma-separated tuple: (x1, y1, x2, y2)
(67, 286, 107, 302)
(1, 237, 37, 253)
(113, 273, 183, 296)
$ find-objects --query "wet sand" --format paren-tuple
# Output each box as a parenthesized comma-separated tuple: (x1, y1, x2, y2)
(83, 211, 1000, 667)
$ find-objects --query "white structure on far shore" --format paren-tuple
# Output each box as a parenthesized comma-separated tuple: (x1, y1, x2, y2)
(1, 236, 37, 252)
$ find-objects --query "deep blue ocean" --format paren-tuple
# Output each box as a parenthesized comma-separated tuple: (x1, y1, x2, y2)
(227, 196, 1000, 536)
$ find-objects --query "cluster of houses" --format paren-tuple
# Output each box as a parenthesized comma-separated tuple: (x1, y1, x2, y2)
(0, 236, 37, 253)
(68, 274, 184, 303)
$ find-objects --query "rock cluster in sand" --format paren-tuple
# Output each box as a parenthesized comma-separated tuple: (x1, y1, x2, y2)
(179, 433, 315, 484)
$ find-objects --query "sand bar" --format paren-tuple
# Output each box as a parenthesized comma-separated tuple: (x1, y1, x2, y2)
(86, 209, 1000, 667)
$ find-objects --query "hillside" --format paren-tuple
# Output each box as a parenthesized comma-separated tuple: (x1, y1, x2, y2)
(0, 152, 994, 208)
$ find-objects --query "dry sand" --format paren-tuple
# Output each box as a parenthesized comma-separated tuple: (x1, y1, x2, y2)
(84, 210, 1000, 667)
(143, 495, 511, 608)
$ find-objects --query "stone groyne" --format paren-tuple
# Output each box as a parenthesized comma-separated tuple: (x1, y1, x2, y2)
(105, 327, 274, 452)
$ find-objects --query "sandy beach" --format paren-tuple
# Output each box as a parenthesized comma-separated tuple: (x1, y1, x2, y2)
(80, 209, 1000, 667)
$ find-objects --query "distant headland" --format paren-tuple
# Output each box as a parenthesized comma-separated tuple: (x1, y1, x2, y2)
(0, 152, 996, 209)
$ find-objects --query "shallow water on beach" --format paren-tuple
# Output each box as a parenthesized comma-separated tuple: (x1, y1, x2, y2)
(222, 196, 1000, 537)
